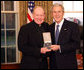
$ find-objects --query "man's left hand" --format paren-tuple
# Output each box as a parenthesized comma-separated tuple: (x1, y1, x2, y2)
(50, 45, 60, 51)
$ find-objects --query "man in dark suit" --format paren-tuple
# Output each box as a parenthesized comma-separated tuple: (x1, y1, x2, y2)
(18, 6, 51, 69)
(49, 3, 80, 69)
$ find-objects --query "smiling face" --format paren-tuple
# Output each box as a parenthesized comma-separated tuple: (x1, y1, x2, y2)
(33, 7, 45, 24)
(52, 6, 64, 24)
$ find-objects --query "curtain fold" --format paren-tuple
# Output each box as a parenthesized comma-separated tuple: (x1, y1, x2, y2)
(19, 1, 28, 27)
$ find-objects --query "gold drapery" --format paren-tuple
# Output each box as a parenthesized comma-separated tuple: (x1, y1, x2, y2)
(19, 1, 28, 27)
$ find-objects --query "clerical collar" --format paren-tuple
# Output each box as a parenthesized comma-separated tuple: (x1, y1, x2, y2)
(39, 24, 41, 27)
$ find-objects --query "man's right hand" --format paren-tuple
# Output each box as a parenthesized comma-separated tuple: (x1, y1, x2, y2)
(41, 47, 51, 54)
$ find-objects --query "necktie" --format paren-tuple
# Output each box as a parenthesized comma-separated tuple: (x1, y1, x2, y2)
(55, 25, 59, 44)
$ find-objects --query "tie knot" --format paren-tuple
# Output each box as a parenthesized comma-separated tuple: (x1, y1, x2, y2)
(57, 25, 59, 28)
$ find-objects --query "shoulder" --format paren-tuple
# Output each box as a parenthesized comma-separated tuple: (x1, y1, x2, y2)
(42, 22, 49, 26)
(20, 21, 34, 32)
(49, 22, 55, 28)
(42, 22, 49, 29)
(64, 19, 79, 28)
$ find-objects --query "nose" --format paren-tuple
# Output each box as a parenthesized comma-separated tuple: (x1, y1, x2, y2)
(56, 12, 59, 16)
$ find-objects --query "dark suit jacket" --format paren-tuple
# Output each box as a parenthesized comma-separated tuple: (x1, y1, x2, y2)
(49, 19, 80, 69)
(18, 20, 49, 69)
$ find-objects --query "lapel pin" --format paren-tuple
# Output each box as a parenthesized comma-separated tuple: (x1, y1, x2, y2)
(64, 29, 67, 30)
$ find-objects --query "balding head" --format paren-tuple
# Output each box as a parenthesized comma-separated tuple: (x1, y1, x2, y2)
(32, 6, 45, 24)
(33, 6, 45, 14)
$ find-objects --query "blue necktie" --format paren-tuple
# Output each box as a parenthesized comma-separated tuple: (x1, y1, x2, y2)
(55, 25, 59, 44)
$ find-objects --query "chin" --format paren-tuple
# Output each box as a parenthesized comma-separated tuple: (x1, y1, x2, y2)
(56, 20, 60, 22)
(37, 22, 42, 24)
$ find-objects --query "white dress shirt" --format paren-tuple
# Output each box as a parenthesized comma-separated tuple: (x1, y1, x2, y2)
(55, 18, 64, 34)
(54, 18, 64, 53)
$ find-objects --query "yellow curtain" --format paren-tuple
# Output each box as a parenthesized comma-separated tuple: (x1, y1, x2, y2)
(19, 1, 28, 27)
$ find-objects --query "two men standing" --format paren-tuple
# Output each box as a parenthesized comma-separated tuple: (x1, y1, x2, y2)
(18, 3, 80, 69)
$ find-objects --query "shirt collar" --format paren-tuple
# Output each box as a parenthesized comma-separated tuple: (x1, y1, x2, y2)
(55, 18, 64, 27)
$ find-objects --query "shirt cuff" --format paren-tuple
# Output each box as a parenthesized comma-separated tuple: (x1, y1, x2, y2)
(59, 45, 61, 53)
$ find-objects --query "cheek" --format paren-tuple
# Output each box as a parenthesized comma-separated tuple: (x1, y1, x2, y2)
(61, 12, 64, 17)
(34, 16, 39, 21)
(34, 18, 37, 22)
(33, 15, 38, 19)
(42, 17, 45, 20)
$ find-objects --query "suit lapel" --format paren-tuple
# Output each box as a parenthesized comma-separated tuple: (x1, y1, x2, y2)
(58, 19, 68, 44)
(50, 22, 55, 44)
(52, 22, 55, 36)
(51, 20, 68, 44)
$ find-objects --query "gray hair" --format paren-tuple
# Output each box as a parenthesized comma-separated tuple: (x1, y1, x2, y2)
(50, 3, 64, 12)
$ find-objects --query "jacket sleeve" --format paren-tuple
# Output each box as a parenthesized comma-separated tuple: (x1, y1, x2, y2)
(18, 26, 41, 58)
(60, 24, 80, 53)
